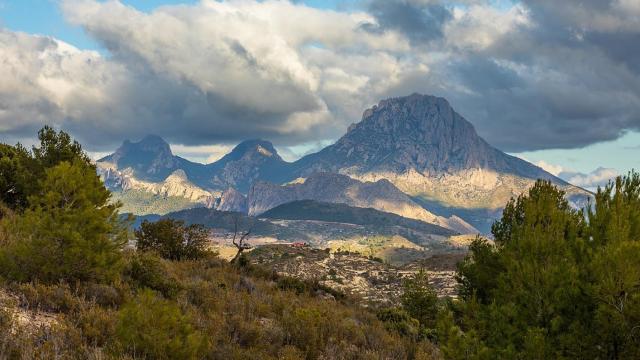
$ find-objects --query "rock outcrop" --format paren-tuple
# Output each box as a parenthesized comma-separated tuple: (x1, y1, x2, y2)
(216, 187, 248, 213)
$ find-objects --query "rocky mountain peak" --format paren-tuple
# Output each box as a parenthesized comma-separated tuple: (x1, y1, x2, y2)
(341, 94, 484, 171)
(296, 93, 558, 181)
(205, 139, 290, 193)
(225, 139, 282, 161)
(138, 134, 172, 149)
(164, 169, 189, 183)
(98, 134, 182, 182)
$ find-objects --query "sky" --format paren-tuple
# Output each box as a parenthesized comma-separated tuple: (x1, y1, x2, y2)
(0, 0, 639, 189)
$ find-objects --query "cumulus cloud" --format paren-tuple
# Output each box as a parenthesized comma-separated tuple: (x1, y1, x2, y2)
(534, 160, 563, 176)
(560, 167, 619, 190)
(0, 0, 639, 156)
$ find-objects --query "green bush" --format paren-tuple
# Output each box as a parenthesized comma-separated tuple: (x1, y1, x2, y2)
(135, 219, 210, 260)
(115, 289, 207, 359)
(277, 276, 309, 294)
(123, 252, 180, 298)
(377, 307, 420, 338)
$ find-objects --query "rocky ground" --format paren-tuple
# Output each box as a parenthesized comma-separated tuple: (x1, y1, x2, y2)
(247, 244, 465, 306)
(0, 289, 58, 334)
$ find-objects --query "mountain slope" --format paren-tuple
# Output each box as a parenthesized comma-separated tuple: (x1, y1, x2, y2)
(246, 172, 476, 234)
(261, 199, 455, 236)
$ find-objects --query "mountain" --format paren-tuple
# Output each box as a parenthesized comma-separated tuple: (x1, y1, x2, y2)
(97, 137, 290, 214)
(98, 134, 206, 183)
(246, 172, 476, 234)
(293, 94, 558, 179)
(290, 94, 589, 231)
(204, 139, 291, 193)
(97, 93, 590, 232)
(98, 136, 287, 193)
(261, 200, 455, 236)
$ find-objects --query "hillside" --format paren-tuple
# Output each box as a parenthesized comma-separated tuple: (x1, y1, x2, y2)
(133, 205, 469, 258)
(248, 244, 464, 303)
(261, 199, 455, 236)
(0, 254, 440, 359)
(247, 173, 476, 234)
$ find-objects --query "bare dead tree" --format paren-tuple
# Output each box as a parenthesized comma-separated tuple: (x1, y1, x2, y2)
(230, 215, 252, 264)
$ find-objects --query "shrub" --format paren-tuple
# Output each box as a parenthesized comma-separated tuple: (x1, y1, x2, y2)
(74, 304, 117, 347)
(123, 252, 180, 298)
(115, 289, 207, 359)
(277, 276, 308, 294)
(376, 307, 420, 338)
(13, 282, 81, 313)
(135, 219, 209, 260)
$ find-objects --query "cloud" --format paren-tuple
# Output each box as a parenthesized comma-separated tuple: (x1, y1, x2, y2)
(363, 0, 452, 45)
(170, 144, 237, 164)
(534, 160, 563, 176)
(0, 0, 640, 157)
(1, 0, 414, 150)
(559, 167, 619, 190)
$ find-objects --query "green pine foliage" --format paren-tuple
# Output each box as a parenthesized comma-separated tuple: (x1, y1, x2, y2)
(443, 177, 640, 359)
(115, 289, 208, 359)
(0, 127, 128, 284)
(0, 160, 127, 283)
(0, 143, 37, 211)
(401, 270, 439, 333)
(0, 126, 92, 212)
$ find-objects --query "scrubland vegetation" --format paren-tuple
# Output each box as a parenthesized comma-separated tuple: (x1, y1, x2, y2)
(0, 128, 638, 359)
(0, 128, 439, 359)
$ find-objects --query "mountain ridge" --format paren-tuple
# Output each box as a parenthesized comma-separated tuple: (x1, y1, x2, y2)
(97, 93, 591, 233)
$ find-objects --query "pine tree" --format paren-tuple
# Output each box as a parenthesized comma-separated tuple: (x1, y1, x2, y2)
(0, 143, 37, 211)
(587, 173, 640, 358)
(0, 160, 128, 283)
